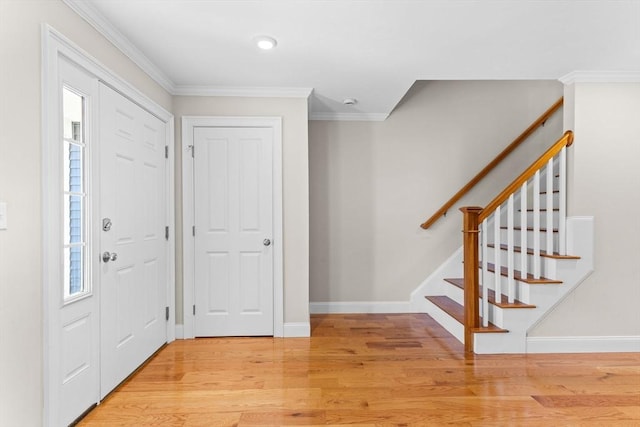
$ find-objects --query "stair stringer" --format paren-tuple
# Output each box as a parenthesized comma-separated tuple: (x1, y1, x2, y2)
(474, 216, 594, 353)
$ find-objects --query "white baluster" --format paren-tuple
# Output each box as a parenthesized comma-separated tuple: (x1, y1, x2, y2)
(482, 219, 489, 327)
(507, 194, 515, 304)
(533, 170, 541, 279)
(559, 146, 567, 255)
(546, 158, 554, 255)
(494, 205, 502, 299)
(520, 181, 528, 283)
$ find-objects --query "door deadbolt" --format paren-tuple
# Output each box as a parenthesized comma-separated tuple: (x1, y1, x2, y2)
(102, 218, 112, 232)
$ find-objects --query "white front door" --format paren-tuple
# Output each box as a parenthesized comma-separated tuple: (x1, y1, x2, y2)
(99, 84, 167, 397)
(193, 127, 274, 336)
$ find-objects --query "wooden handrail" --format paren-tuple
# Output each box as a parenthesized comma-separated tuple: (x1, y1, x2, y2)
(478, 130, 573, 222)
(420, 97, 564, 229)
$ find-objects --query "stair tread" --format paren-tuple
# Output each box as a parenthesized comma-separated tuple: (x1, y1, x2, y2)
(443, 278, 536, 308)
(484, 262, 562, 284)
(425, 296, 508, 333)
(500, 226, 558, 232)
(486, 243, 581, 260)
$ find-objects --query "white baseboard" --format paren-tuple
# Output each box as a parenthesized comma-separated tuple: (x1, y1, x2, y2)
(309, 301, 413, 314)
(283, 322, 311, 337)
(527, 335, 640, 353)
(175, 323, 309, 338)
(175, 324, 184, 339)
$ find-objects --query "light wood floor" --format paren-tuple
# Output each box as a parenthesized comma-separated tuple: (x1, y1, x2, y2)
(80, 314, 640, 426)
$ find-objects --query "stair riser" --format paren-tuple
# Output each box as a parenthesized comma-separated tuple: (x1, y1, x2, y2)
(483, 251, 559, 277)
(438, 283, 510, 329)
(477, 271, 532, 304)
(489, 305, 537, 330)
(524, 191, 559, 210)
(476, 268, 563, 305)
(494, 229, 559, 250)
(513, 211, 559, 229)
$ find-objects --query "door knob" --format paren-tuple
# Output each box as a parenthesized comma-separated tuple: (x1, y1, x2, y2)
(102, 251, 118, 263)
(263, 239, 271, 247)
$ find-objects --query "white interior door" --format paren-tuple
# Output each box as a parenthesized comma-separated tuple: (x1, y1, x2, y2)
(194, 127, 274, 336)
(99, 84, 167, 397)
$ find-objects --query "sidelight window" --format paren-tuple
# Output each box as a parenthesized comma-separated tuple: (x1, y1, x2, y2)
(62, 87, 88, 301)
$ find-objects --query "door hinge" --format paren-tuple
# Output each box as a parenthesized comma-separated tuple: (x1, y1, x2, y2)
(191, 145, 194, 158)
(192, 225, 195, 236)
(165, 145, 169, 159)
(165, 226, 169, 241)
(165, 306, 169, 321)
(193, 305, 196, 316)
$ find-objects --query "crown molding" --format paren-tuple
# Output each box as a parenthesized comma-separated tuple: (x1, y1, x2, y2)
(173, 85, 313, 98)
(309, 112, 389, 121)
(62, 0, 176, 93)
(560, 71, 640, 84)
(62, 0, 385, 120)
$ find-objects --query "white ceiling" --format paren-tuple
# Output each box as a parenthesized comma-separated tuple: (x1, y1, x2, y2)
(66, 0, 640, 120)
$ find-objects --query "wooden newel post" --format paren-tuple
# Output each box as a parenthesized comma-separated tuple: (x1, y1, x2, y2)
(460, 206, 482, 353)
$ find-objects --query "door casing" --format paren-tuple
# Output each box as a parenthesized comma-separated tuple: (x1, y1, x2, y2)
(181, 117, 284, 338)
(42, 25, 175, 426)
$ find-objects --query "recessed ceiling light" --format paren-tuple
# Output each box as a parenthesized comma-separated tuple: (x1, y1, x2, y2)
(254, 36, 277, 50)
(343, 98, 358, 105)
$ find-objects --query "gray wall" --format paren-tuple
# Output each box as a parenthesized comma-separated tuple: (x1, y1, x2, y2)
(531, 82, 640, 337)
(173, 96, 310, 326)
(309, 81, 564, 303)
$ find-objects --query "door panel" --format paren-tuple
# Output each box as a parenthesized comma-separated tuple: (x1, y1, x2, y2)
(99, 84, 166, 398)
(194, 127, 273, 336)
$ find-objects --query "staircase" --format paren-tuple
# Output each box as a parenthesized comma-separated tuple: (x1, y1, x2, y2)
(413, 112, 595, 353)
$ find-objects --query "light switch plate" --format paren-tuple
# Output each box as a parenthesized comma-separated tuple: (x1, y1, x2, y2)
(0, 202, 7, 230)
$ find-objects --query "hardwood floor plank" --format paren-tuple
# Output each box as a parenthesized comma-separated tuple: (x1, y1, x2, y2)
(240, 410, 326, 425)
(78, 314, 640, 426)
(533, 394, 640, 408)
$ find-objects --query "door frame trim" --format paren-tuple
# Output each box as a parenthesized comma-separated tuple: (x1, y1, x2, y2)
(181, 116, 284, 338)
(42, 25, 175, 426)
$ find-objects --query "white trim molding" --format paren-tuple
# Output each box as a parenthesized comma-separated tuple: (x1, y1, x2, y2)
(174, 85, 313, 98)
(62, 0, 175, 93)
(527, 336, 640, 353)
(559, 71, 640, 84)
(283, 322, 311, 338)
(174, 325, 184, 340)
(309, 112, 389, 121)
(310, 301, 413, 314)
(181, 116, 284, 339)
